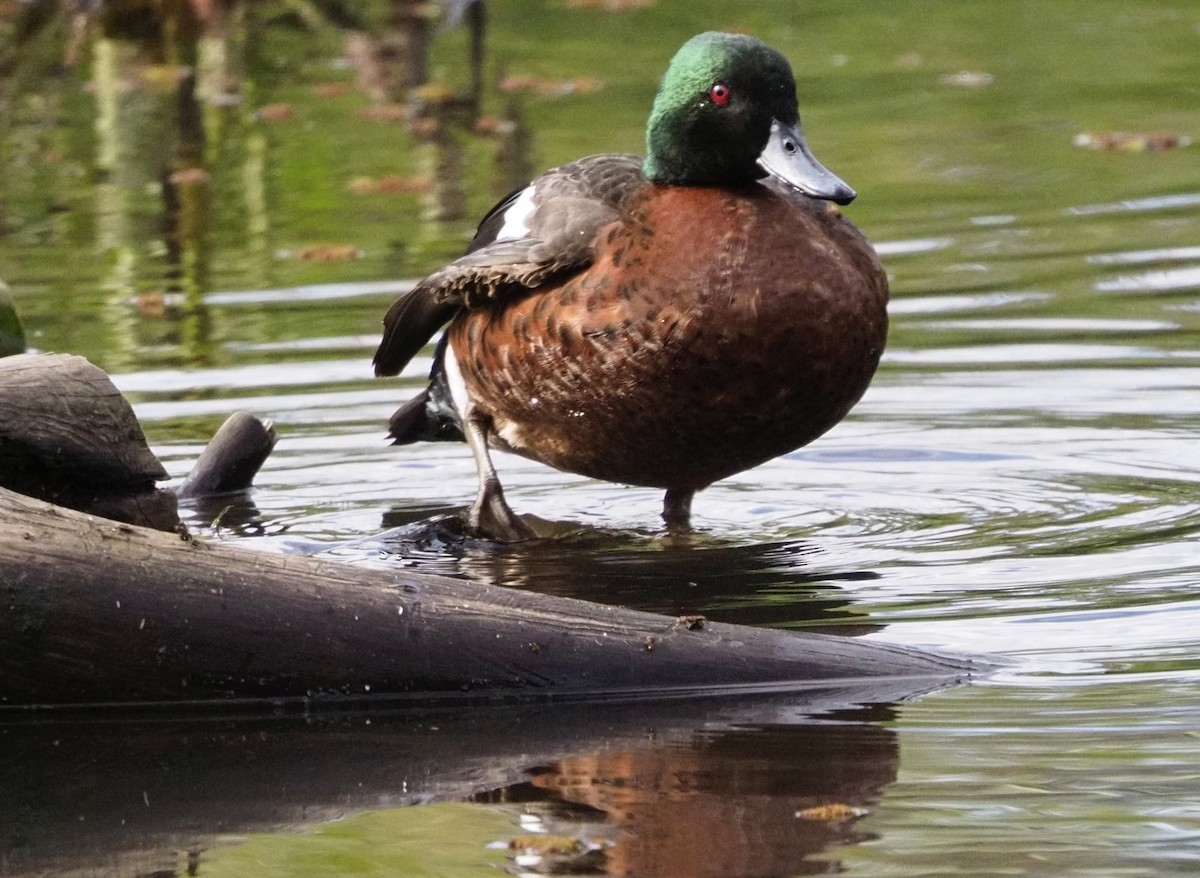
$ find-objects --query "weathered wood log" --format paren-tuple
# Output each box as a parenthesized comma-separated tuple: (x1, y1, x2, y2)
(0, 486, 984, 708)
(0, 354, 279, 530)
(0, 352, 177, 530)
(177, 410, 279, 498)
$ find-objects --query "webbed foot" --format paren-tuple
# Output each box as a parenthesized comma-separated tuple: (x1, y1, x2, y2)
(468, 477, 536, 542)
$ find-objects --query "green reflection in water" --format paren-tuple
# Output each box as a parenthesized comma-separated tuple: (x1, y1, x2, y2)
(201, 802, 512, 877)
(2, 0, 1197, 373)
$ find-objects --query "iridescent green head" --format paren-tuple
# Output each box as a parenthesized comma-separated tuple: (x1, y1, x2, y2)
(643, 32, 855, 204)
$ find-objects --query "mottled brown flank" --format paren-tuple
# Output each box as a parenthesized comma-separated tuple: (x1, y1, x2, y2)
(449, 183, 888, 491)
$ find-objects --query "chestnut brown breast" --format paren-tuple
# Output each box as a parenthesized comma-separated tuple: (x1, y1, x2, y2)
(449, 183, 888, 491)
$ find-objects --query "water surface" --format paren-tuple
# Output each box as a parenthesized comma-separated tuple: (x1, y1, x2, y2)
(2, 1, 1200, 875)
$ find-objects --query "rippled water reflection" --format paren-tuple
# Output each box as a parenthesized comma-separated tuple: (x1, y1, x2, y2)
(129, 187, 1198, 874)
(4, 0, 1200, 875)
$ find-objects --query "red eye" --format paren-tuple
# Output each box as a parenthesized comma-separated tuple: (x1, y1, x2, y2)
(709, 82, 731, 107)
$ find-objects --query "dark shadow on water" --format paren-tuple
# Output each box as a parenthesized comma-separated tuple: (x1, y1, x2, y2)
(0, 686, 918, 878)
(371, 506, 883, 632)
(179, 491, 275, 537)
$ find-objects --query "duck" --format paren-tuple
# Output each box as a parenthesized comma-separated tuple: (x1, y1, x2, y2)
(373, 31, 888, 541)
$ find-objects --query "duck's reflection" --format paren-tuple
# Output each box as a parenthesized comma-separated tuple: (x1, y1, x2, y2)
(0, 691, 915, 877)
(375, 509, 882, 631)
(480, 716, 896, 877)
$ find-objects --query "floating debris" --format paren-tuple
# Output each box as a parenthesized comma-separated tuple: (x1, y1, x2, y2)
(312, 82, 354, 99)
(795, 803, 870, 823)
(256, 103, 295, 123)
(499, 74, 604, 99)
(494, 833, 612, 873)
(473, 115, 518, 137)
(1073, 131, 1193, 152)
(355, 104, 409, 124)
(169, 167, 209, 186)
(292, 244, 363, 262)
(133, 292, 168, 319)
(565, 0, 656, 9)
(347, 175, 432, 196)
(940, 70, 994, 87)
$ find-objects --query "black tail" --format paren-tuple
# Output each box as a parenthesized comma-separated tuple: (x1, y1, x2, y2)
(386, 335, 466, 444)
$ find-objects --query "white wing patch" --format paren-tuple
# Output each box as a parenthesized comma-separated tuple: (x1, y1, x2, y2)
(443, 344, 472, 417)
(495, 184, 538, 242)
(445, 343, 526, 450)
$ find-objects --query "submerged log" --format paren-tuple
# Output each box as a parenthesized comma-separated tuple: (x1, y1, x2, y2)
(0, 352, 177, 529)
(177, 410, 279, 498)
(0, 353, 277, 529)
(0, 486, 983, 708)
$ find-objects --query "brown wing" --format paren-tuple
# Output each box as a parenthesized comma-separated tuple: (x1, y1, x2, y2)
(373, 153, 644, 377)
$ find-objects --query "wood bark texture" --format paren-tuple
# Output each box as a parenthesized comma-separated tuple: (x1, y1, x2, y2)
(0, 487, 982, 708)
(0, 352, 176, 529)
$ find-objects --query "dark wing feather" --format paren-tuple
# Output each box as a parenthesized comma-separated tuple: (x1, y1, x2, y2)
(386, 335, 465, 444)
(372, 285, 458, 377)
(373, 152, 645, 379)
(416, 153, 646, 309)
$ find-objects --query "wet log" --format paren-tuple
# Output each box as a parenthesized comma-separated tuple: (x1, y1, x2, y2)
(0, 352, 177, 530)
(0, 353, 278, 530)
(0, 486, 984, 709)
(177, 410, 279, 498)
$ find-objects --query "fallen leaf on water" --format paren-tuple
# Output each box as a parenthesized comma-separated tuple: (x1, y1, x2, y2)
(507, 834, 587, 856)
(348, 175, 432, 196)
(795, 803, 869, 822)
(294, 244, 362, 262)
(256, 103, 295, 123)
(1073, 131, 1193, 152)
(498, 833, 612, 871)
(356, 104, 409, 123)
(499, 74, 604, 99)
(312, 82, 354, 99)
